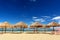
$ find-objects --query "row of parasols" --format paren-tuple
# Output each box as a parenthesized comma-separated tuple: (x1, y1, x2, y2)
(0, 21, 60, 33)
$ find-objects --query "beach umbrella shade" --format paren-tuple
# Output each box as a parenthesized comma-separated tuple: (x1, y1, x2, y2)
(47, 22, 58, 31)
(57, 24, 60, 27)
(0, 23, 4, 33)
(46, 25, 51, 28)
(1, 21, 12, 33)
(14, 22, 28, 32)
(10, 25, 14, 33)
(30, 22, 43, 33)
(42, 25, 46, 33)
(43, 25, 51, 33)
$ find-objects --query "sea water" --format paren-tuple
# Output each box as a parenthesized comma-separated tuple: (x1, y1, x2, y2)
(0, 28, 55, 32)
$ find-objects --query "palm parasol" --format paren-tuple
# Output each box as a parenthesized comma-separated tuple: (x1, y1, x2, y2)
(1, 21, 12, 33)
(47, 22, 58, 31)
(57, 24, 60, 27)
(0, 23, 4, 33)
(30, 22, 43, 33)
(46, 25, 51, 28)
(10, 25, 14, 33)
(14, 22, 28, 32)
(0, 23, 2, 28)
(42, 24, 51, 33)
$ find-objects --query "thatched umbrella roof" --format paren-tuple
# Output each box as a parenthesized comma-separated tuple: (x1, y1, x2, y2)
(47, 22, 58, 27)
(58, 24, 60, 27)
(0, 23, 2, 28)
(14, 22, 28, 28)
(45, 25, 51, 28)
(30, 22, 43, 28)
(1, 21, 12, 28)
(47, 22, 59, 31)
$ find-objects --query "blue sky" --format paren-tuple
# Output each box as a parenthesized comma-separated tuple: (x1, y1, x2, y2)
(0, 0, 60, 24)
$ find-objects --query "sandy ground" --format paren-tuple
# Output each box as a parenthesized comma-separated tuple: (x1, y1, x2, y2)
(0, 33, 60, 40)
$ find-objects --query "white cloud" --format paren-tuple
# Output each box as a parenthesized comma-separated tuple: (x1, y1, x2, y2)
(34, 19, 40, 22)
(32, 16, 46, 22)
(52, 16, 60, 20)
(42, 16, 51, 18)
(52, 16, 60, 24)
(34, 18, 45, 22)
(40, 19, 45, 22)
(33, 16, 38, 19)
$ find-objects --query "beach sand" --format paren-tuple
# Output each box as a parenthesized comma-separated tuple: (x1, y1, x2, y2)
(0, 33, 60, 40)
